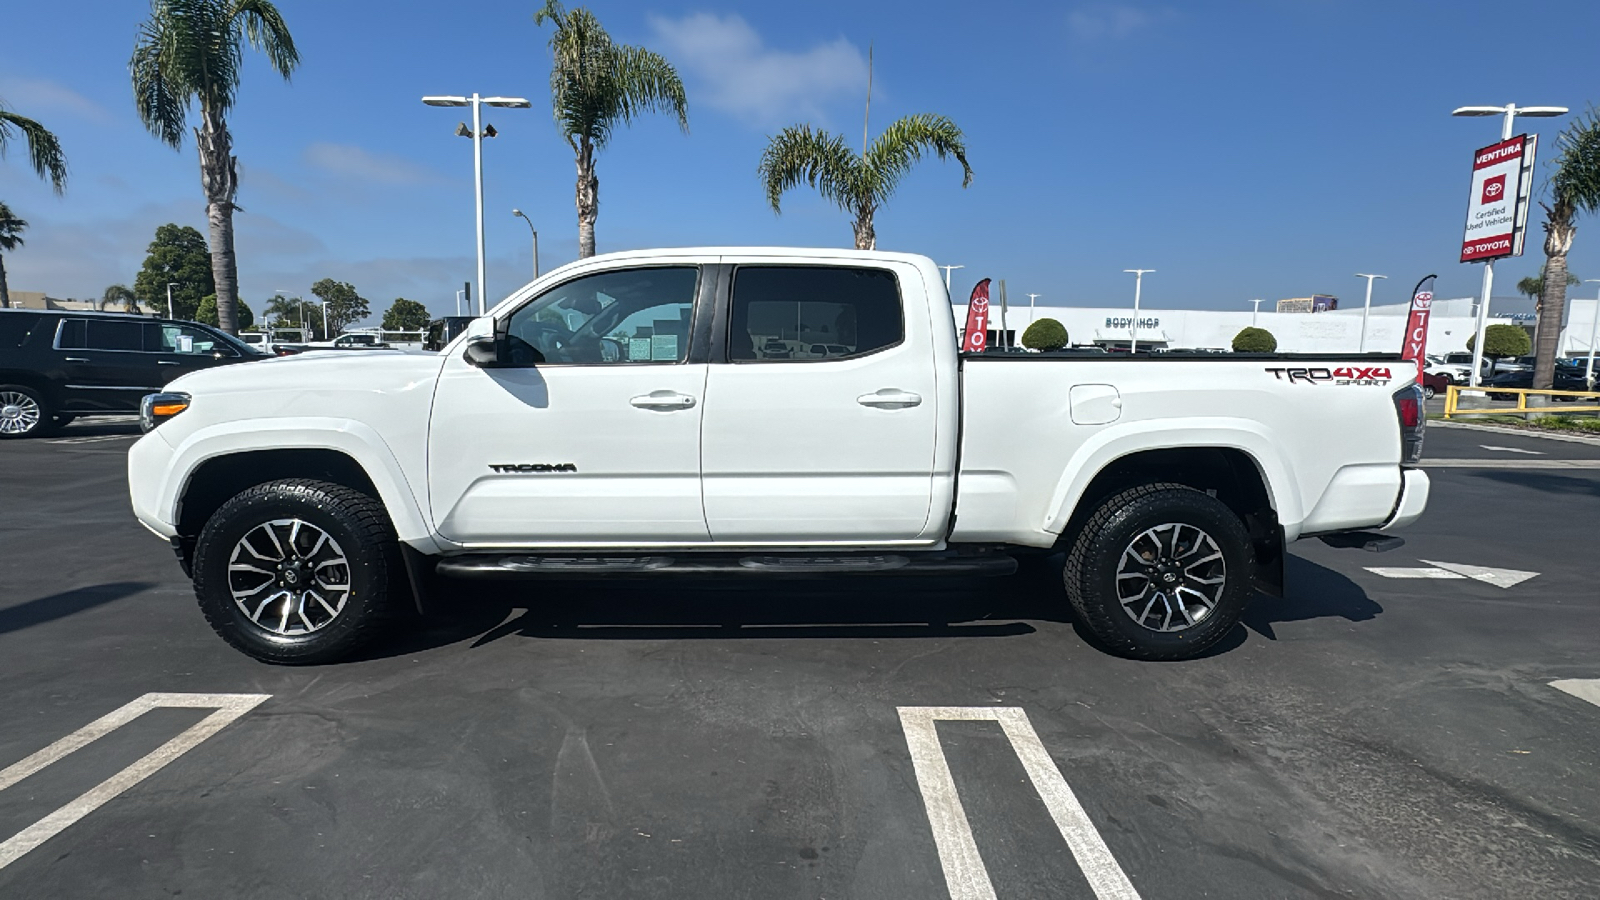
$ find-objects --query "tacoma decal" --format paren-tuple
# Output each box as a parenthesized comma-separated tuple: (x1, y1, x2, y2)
(489, 463, 578, 473)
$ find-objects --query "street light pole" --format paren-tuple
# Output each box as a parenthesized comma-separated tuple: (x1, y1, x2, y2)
(1452, 103, 1568, 386)
(165, 282, 177, 319)
(1355, 273, 1387, 352)
(1584, 279, 1600, 389)
(1123, 269, 1154, 354)
(1250, 298, 1264, 327)
(513, 209, 539, 280)
(1026, 293, 1040, 320)
(423, 93, 531, 315)
(938, 264, 964, 294)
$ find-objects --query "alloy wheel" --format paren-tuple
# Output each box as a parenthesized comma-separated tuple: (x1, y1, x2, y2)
(0, 391, 41, 435)
(228, 518, 352, 636)
(1115, 522, 1227, 632)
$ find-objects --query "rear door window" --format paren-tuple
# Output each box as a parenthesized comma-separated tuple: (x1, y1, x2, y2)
(86, 319, 145, 352)
(56, 318, 87, 349)
(727, 266, 903, 362)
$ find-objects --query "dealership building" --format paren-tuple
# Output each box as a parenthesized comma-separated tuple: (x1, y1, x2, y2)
(958, 293, 1600, 359)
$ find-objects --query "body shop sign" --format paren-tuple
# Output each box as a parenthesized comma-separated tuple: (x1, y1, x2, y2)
(1460, 136, 1532, 262)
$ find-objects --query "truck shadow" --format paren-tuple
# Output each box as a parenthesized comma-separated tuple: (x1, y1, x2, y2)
(0, 581, 155, 635)
(360, 553, 1380, 661)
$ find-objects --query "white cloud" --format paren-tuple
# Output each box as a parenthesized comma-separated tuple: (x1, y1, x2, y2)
(0, 77, 110, 122)
(647, 13, 868, 127)
(303, 142, 443, 185)
(1066, 5, 1176, 40)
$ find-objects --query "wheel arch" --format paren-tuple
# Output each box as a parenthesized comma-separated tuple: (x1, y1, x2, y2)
(1048, 441, 1291, 597)
(162, 420, 436, 557)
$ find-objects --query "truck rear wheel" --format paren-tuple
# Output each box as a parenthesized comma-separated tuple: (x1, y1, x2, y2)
(192, 479, 400, 664)
(1063, 483, 1253, 661)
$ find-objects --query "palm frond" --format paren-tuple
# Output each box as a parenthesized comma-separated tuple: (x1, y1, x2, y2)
(231, 0, 301, 80)
(1552, 108, 1600, 218)
(0, 201, 27, 252)
(758, 125, 863, 214)
(0, 108, 68, 193)
(131, 0, 297, 141)
(609, 45, 688, 133)
(862, 113, 972, 206)
(130, 13, 188, 147)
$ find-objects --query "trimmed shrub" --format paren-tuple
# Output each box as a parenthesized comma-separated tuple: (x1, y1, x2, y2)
(1466, 323, 1531, 361)
(1232, 326, 1278, 353)
(1021, 317, 1069, 351)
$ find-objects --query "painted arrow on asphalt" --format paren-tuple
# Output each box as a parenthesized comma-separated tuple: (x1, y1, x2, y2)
(1480, 444, 1545, 455)
(1363, 560, 1539, 589)
(1551, 680, 1600, 709)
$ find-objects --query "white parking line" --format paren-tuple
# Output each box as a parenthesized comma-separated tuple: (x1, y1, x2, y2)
(1551, 679, 1600, 709)
(898, 706, 1140, 900)
(0, 692, 269, 871)
(47, 434, 137, 445)
(1479, 445, 1546, 455)
(1364, 567, 1466, 579)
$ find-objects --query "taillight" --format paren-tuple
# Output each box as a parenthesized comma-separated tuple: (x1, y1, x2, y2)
(1393, 385, 1424, 464)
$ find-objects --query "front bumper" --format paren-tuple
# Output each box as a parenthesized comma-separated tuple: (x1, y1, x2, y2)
(128, 430, 179, 539)
(1379, 467, 1430, 531)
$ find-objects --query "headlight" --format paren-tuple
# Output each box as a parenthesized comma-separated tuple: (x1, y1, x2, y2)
(140, 392, 190, 433)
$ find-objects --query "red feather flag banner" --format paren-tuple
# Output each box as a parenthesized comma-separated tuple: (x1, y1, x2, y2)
(961, 278, 992, 353)
(1400, 274, 1437, 379)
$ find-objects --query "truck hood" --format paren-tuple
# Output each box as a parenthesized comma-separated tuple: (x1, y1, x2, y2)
(167, 348, 448, 398)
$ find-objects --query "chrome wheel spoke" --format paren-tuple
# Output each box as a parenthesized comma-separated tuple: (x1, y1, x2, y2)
(229, 518, 349, 636)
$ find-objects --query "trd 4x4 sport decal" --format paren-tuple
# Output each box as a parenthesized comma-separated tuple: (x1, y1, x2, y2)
(1265, 366, 1393, 386)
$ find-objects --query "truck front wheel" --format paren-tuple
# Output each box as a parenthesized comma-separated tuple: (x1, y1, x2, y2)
(1064, 483, 1254, 661)
(192, 479, 400, 664)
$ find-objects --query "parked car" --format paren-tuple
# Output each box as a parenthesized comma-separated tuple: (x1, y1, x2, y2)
(423, 317, 476, 352)
(0, 308, 264, 438)
(128, 247, 1428, 665)
(1483, 367, 1593, 400)
(1424, 355, 1470, 384)
(240, 328, 309, 356)
(304, 332, 388, 351)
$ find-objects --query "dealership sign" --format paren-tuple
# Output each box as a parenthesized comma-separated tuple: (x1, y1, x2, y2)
(1400, 275, 1437, 378)
(961, 278, 992, 352)
(1460, 135, 1537, 262)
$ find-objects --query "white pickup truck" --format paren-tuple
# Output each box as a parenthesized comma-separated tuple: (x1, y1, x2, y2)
(128, 248, 1429, 665)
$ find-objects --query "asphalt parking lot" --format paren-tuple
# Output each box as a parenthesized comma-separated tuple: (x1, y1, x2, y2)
(1, 418, 1598, 899)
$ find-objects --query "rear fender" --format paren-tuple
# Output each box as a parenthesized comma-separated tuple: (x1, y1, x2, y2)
(1042, 418, 1303, 539)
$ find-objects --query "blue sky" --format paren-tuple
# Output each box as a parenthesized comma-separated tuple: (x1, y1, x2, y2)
(3, 0, 1599, 323)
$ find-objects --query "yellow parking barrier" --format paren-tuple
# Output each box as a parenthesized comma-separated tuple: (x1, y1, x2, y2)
(1442, 383, 1600, 418)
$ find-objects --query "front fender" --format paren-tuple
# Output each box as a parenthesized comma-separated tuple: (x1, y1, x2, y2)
(1040, 417, 1305, 539)
(158, 417, 437, 548)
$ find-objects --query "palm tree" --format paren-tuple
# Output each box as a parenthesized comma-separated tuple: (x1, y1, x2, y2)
(130, 0, 299, 334)
(102, 284, 139, 313)
(1517, 271, 1578, 350)
(1532, 110, 1600, 391)
(533, 0, 688, 258)
(0, 203, 25, 309)
(0, 103, 68, 194)
(760, 114, 973, 250)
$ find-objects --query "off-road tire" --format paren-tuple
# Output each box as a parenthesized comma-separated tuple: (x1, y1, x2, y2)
(0, 384, 60, 439)
(193, 478, 400, 664)
(1063, 482, 1254, 661)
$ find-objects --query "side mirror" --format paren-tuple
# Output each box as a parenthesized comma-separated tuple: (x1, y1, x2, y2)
(463, 336, 501, 368)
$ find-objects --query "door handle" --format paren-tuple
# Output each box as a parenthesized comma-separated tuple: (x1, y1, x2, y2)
(158, 360, 182, 366)
(630, 391, 697, 410)
(64, 357, 89, 363)
(857, 388, 922, 409)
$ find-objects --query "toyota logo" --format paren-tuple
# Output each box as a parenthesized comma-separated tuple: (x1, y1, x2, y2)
(1485, 182, 1504, 198)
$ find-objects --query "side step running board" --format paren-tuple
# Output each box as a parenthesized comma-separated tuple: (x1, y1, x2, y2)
(435, 553, 1017, 580)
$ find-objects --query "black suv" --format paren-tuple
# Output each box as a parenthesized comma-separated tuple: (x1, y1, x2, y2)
(0, 308, 264, 438)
